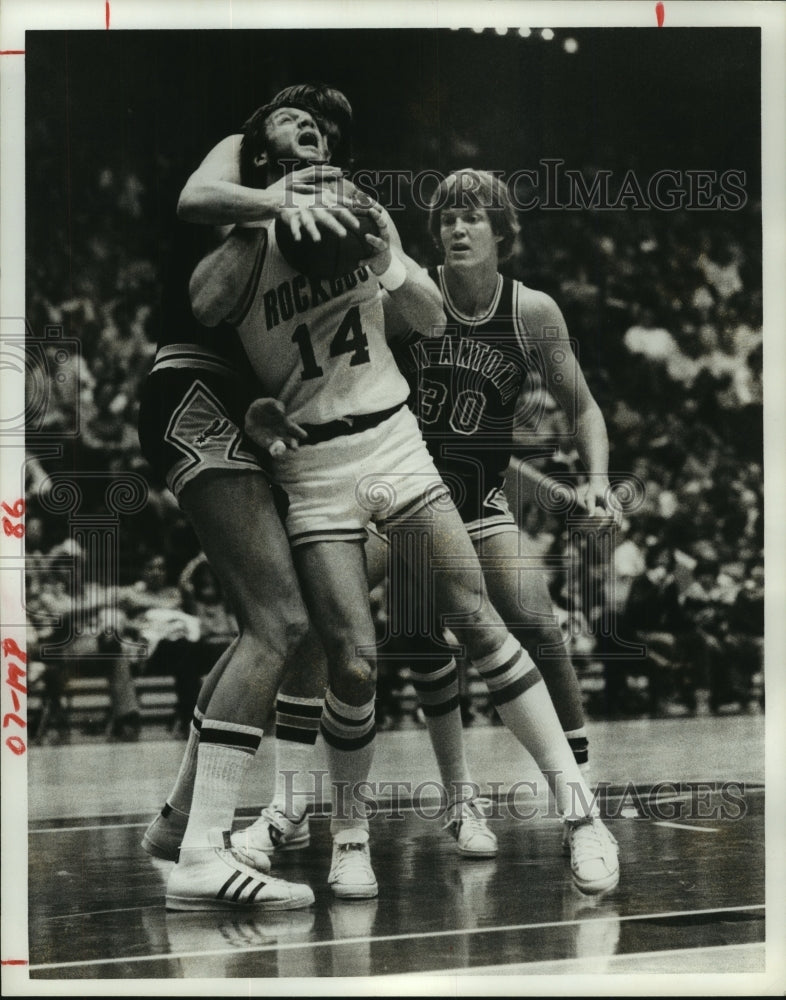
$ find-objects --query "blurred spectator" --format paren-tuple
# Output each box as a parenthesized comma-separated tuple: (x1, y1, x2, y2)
(27, 541, 143, 740)
(723, 560, 764, 713)
(120, 554, 201, 735)
(614, 544, 691, 717)
(680, 558, 744, 715)
(174, 554, 239, 733)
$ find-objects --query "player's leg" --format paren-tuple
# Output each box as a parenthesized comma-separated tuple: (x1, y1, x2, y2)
(155, 471, 315, 910)
(292, 539, 379, 899)
(476, 528, 591, 782)
(141, 636, 239, 859)
(140, 469, 305, 858)
(232, 627, 327, 856)
(393, 499, 618, 894)
(235, 527, 389, 855)
(384, 543, 497, 856)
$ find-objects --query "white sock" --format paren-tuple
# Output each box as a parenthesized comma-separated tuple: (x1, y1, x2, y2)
(320, 689, 376, 838)
(179, 719, 263, 850)
(473, 636, 593, 819)
(167, 707, 204, 815)
(272, 694, 323, 819)
(411, 657, 475, 807)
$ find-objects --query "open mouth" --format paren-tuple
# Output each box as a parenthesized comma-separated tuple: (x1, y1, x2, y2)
(451, 243, 470, 253)
(298, 130, 320, 149)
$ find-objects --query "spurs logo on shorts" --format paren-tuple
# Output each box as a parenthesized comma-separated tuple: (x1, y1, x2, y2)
(164, 380, 259, 497)
(194, 417, 232, 447)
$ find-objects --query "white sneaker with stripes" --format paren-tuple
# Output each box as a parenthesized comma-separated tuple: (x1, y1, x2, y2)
(166, 828, 314, 911)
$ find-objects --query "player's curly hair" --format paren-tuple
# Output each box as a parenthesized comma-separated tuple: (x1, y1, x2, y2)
(240, 82, 353, 186)
(427, 169, 521, 262)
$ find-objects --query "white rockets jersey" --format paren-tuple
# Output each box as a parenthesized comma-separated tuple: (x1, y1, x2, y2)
(227, 221, 410, 426)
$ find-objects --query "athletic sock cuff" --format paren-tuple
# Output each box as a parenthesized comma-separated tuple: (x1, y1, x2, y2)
(199, 719, 264, 754)
(275, 695, 323, 744)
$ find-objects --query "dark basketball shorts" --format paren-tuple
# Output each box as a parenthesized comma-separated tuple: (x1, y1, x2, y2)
(138, 366, 265, 501)
(433, 465, 518, 543)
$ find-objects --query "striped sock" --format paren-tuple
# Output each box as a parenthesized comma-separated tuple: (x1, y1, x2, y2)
(565, 727, 590, 776)
(564, 727, 596, 811)
(179, 719, 264, 849)
(167, 706, 204, 815)
(320, 689, 376, 837)
(272, 694, 323, 819)
(472, 636, 593, 818)
(472, 634, 543, 708)
(410, 657, 473, 806)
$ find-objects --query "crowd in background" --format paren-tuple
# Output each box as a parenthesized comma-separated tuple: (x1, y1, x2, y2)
(24, 162, 764, 739)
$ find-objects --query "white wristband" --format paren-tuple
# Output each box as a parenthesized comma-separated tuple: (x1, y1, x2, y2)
(377, 255, 407, 291)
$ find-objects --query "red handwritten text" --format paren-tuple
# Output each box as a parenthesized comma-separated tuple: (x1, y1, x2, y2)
(2, 498, 25, 538)
(3, 637, 28, 755)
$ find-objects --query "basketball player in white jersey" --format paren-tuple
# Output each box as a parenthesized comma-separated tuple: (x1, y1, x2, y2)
(187, 97, 613, 900)
(241, 169, 622, 896)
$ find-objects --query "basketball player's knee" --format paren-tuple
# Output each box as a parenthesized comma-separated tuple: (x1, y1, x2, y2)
(242, 602, 309, 659)
(323, 629, 377, 693)
(281, 613, 311, 651)
(449, 605, 505, 660)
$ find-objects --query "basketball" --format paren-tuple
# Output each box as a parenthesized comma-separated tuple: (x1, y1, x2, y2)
(275, 213, 378, 281)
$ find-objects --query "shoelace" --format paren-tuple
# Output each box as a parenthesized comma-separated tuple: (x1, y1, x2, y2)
(263, 806, 303, 835)
(332, 843, 371, 877)
(568, 820, 617, 864)
(445, 796, 493, 833)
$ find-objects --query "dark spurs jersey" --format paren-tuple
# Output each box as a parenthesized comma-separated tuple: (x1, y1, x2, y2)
(151, 220, 252, 379)
(393, 266, 539, 516)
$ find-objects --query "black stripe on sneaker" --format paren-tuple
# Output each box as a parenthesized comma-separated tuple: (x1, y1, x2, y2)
(232, 876, 254, 901)
(218, 871, 241, 899)
(489, 666, 542, 706)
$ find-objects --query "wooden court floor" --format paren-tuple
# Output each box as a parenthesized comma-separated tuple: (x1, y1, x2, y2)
(10, 715, 784, 994)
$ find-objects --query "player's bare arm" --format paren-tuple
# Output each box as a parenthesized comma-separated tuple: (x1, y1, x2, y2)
(189, 225, 265, 328)
(177, 134, 361, 238)
(520, 288, 618, 520)
(359, 199, 446, 339)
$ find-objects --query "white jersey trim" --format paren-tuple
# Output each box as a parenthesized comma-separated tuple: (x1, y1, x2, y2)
(151, 343, 239, 377)
(438, 266, 504, 326)
(511, 280, 533, 362)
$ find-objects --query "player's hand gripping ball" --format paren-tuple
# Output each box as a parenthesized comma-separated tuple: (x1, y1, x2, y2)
(275, 212, 379, 282)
